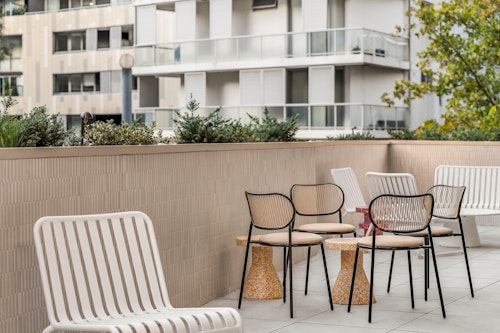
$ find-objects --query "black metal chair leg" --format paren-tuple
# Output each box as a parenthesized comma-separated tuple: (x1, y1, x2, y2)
(288, 245, 294, 318)
(458, 219, 474, 297)
(305, 246, 311, 295)
(368, 245, 376, 323)
(407, 250, 415, 309)
(429, 237, 446, 318)
(387, 250, 395, 292)
(283, 247, 287, 303)
(320, 243, 334, 310)
(347, 246, 361, 313)
(238, 238, 252, 309)
(424, 236, 429, 301)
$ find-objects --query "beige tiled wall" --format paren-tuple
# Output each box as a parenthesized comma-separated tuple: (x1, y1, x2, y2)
(1, 140, 499, 332)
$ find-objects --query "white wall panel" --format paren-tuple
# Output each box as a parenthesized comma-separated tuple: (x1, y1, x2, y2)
(185, 72, 206, 105)
(263, 68, 285, 105)
(309, 66, 334, 104)
(210, 0, 232, 38)
(303, 0, 327, 31)
(240, 70, 262, 105)
(176, 0, 196, 41)
(136, 5, 156, 45)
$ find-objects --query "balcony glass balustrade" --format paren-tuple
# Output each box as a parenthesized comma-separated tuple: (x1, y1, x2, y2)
(135, 28, 409, 67)
(134, 104, 409, 133)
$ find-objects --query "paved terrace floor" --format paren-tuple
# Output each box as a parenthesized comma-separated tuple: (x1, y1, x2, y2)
(205, 225, 500, 333)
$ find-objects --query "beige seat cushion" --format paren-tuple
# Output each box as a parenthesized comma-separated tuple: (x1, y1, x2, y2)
(296, 223, 356, 234)
(408, 226, 453, 237)
(259, 232, 323, 246)
(357, 235, 424, 249)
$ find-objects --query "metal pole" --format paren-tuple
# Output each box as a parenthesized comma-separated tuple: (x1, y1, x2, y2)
(122, 67, 132, 125)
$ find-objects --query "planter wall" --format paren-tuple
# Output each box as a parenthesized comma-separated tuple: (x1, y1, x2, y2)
(1, 140, 499, 332)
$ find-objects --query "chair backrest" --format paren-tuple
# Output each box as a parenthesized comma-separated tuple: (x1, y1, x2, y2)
(435, 165, 500, 210)
(427, 185, 466, 219)
(369, 194, 434, 233)
(34, 211, 170, 325)
(290, 183, 344, 217)
(365, 172, 418, 200)
(245, 192, 295, 230)
(331, 167, 367, 213)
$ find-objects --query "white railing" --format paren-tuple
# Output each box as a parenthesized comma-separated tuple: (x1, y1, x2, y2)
(134, 28, 409, 67)
(134, 103, 409, 132)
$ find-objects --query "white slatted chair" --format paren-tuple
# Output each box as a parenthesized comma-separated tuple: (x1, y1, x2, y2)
(331, 167, 369, 235)
(34, 211, 243, 333)
(365, 172, 419, 237)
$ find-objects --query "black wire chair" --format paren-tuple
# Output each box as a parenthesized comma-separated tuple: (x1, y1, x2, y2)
(347, 193, 446, 323)
(238, 191, 333, 318)
(290, 183, 356, 294)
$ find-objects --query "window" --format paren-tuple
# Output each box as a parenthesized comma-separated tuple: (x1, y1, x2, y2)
(121, 25, 134, 47)
(54, 71, 134, 94)
(97, 29, 110, 49)
(0, 35, 22, 72)
(54, 31, 86, 52)
(54, 73, 99, 94)
(253, 0, 277, 9)
(0, 76, 21, 96)
(59, 0, 110, 10)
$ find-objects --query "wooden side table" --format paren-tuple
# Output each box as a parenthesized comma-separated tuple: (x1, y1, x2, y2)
(324, 238, 375, 305)
(236, 235, 283, 300)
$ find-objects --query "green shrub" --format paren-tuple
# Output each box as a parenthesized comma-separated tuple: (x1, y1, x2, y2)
(0, 112, 21, 147)
(327, 131, 375, 140)
(18, 106, 76, 147)
(84, 119, 164, 146)
(247, 109, 298, 142)
(173, 98, 298, 143)
(387, 129, 417, 140)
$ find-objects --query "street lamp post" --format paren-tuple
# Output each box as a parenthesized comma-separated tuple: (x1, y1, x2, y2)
(80, 111, 93, 146)
(120, 53, 134, 125)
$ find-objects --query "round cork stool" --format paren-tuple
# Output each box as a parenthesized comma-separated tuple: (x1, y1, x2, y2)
(236, 235, 283, 300)
(324, 237, 375, 305)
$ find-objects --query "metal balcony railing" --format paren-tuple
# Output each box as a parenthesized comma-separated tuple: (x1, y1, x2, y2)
(134, 103, 409, 132)
(134, 28, 409, 67)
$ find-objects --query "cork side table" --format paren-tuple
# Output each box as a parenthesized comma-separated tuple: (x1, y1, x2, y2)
(324, 238, 375, 305)
(236, 235, 283, 300)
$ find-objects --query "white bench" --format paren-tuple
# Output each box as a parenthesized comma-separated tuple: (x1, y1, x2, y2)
(435, 165, 500, 247)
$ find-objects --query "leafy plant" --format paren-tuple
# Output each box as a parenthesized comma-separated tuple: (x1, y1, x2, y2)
(0, 112, 21, 147)
(173, 98, 298, 143)
(247, 108, 298, 142)
(327, 131, 375, 140)
(18, 106, 76, 147)
(382, 0, 499, 134)
(387, 129, 417, 140)
(84, 119, 164, 146)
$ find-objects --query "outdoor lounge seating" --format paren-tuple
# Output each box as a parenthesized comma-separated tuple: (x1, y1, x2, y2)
(34, 211, 243, 333)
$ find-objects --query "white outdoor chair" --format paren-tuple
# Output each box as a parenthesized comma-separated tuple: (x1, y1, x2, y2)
(34, 211, 243, 333)
(331, 167, 368, 234)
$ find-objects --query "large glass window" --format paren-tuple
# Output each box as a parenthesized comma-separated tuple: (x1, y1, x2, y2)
(60, 0, 110, 10)
(253, 0, 277, 9)
(0, 35, 22, 72)
(0, 76, 21, 96)
(97, 29, 110, 49)
(54, 73, 99, 94)
(54, 31, 86, 52)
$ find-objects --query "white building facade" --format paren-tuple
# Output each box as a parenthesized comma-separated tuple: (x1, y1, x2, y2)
(1, 0, 137, 128)
(132, 0, 441, 138)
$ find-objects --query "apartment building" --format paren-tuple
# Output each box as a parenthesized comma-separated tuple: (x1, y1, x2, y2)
(1, 0, 136, 129)
(132, 0, 440, 138)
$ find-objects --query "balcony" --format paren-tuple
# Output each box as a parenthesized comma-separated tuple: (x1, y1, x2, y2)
(134, 28, 409, 74)
(134, 103, 408, 136)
